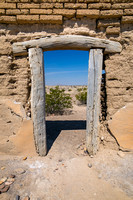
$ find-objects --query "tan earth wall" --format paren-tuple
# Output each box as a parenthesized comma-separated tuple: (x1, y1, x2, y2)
(0, 0, 133, 120)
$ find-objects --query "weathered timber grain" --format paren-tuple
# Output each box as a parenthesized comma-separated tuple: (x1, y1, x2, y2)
(12, 35, 122, 56)
(29, 48, 47, 156)
(86, 49, 103, 155)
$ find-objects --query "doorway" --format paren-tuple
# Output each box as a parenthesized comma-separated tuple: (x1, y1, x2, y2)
(44, 50, 88, 156)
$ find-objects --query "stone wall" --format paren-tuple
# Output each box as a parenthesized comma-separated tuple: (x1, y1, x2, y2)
(0, 0, 133, 119)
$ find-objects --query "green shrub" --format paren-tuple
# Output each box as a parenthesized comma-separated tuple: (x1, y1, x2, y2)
(75, 88, 87, 105)
(68, 88, 72, 92)
(77, 88, 82, 92)
(83, 87, 87, 91)
(45, 86, 72, 115)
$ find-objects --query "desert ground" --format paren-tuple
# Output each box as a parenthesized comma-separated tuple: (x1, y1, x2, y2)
(0, 86, 133, 200)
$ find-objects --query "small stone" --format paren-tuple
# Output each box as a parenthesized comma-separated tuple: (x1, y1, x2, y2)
(16, 195, 20, 200)
(5, 181, 13, 186)
(0, 177, 7, 184)
(100, 136, 104, 141)
(90, 155, 93, 158)
(5, 177, 15, 185)
(88, 163, 92, 168)
(23, 196, 30, 200)
(23, 157, 27, 161)
(9, 174, 15, 178)
(0, 183, 5, 190)
(0, 185, 10, 193)
(7, 178, 15, 182)
(84, 147, 87, 151)
(98, 174, 102, 179)
(7, 121, 11, 123)
(27, 112, 31, 117)
(15, 168, 26, 174)
(117, 151, 125, 158)
(1, 167, 5, 170)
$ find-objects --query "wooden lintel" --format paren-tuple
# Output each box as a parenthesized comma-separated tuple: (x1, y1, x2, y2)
(12, 35, 122, 56)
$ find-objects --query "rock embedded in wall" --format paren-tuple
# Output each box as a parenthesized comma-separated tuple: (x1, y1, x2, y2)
(108, 103, 133, 151)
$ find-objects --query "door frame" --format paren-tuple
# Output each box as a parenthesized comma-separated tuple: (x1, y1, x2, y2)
(12, 35, 122, 156)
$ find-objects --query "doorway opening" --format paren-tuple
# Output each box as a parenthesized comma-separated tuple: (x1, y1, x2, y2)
(12, 35, 121, 156)
(44, 50, 89, 156)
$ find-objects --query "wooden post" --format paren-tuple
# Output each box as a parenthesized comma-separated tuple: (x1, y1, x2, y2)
(86, 49, 103, 155)
(29, 48, 47, 156)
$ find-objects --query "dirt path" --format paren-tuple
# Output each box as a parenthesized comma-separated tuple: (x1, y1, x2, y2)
(0, 104, 133, 200)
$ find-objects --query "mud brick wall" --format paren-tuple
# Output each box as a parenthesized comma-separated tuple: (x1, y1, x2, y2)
(0, 0, 133, 118)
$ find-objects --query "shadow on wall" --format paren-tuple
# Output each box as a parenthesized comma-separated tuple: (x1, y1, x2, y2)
(46, 120, 86, 152)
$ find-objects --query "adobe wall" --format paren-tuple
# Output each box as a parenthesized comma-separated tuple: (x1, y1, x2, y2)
(0, 0, 133, 119)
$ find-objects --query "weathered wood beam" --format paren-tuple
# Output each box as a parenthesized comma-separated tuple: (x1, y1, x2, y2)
(86, 49, 103, 155)
(29, 48, 47, 156)
(13, 35, 122, 56)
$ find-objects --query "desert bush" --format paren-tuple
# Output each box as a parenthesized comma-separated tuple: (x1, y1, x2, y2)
(45, 86, 72, 115)
(75, 87, 87, 105)
(83, 87, 87, 91)
(77, 88, 82, 92)
(68, 88, 72, 92)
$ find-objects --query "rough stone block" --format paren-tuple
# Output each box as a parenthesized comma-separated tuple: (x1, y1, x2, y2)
(0, 9, 5, 14)
(107, 88, 126, 96)
(53, 9, 76, 17)
(40, 3, 53, 8)
(100, 0, 110, 2)
(40, 0, 75, 2)
(6, 9, 29, 15)
(17, 15, 39, 24)
(6, 0, 30, 2)
(0, 3, 16, 8)
(124, 9, 133, 16)
(40, 15, 62, 24)
(53, 3, 63, 8)
(88, 3, 111, 9)
(0, 38, 12, 54)
(54, 3, 64, 8)
(77, 9, 99, 18)
(111, 0, 133, 3)
(6, 0, 19, 2)
(97, 19, 120, 28)
(0, 56, 11, 73)
(76, 0, 99, 2)
(122, 16, 133, 23)
(112, 3, 133, 9)
(18, 3, 39, 9)
(106, 27, 120, 35)
(100, 10, 123, 18)
(0, 16, 16, 24)
(30, 9, 52, 15)
(86, 0, 99, 2)
(40, 3, 63, 8)
(20, 0, 31, 2)
(64, 3, 87, 9)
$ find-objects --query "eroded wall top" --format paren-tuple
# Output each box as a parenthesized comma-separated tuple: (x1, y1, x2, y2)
(0, 0, 133, 36)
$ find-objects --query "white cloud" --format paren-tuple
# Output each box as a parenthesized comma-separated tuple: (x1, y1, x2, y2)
(46, 70, 87, 75)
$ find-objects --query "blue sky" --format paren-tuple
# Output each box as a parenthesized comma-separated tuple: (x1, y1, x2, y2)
(44, 50, 89, 85)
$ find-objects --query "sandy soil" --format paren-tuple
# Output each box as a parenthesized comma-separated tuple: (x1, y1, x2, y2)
(0, 101, 133, 200)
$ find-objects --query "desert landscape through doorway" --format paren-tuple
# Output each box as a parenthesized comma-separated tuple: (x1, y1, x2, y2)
(44, 50, 88, 155)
